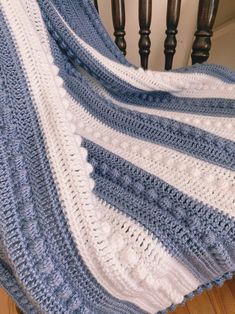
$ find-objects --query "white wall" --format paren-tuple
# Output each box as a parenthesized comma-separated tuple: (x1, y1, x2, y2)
(214, 0, 235, 27)
(210, 19, 235, 70)
(209, 0, 235, 71)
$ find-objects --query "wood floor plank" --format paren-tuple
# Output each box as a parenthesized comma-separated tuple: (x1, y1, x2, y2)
(0, 287, 9, 314)
(184, 290, 215, 314)
(173, 304, 190, 314)
(227, 277, 235, 300)
(0, 288, 18, 314)
(216, 282, 235, 314)
(207, 286, 227, 314)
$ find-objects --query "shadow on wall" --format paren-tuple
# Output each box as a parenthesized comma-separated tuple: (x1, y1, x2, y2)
(98, 0, 235, 71)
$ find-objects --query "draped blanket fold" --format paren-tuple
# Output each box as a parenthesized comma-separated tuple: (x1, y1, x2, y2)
(0, 1, 234, 313)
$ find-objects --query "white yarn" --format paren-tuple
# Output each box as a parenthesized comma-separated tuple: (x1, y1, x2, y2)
(3, 1, 234, 313)
(68, 95, 235, 218)
(82, 70, 235, 142)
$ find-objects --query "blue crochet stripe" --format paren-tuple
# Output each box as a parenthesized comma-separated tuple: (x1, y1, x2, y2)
(106, 90, 235, 117)
(46, 0, 235, 93)
(53, 0, 235, 86)
(0, 12, 144, 314)
(173, 63, 235, 83)
(0, 260, 38, 314)
(58, 62, 235, 171)
(38, 0, 235, 116)
(45, 37, 235, 171)
(83, 139, 235, 283)
(51, 0, 130, 65)
(70, 1, 235, 89)
(38, 0, 144, 93)
(0, 19, 77, 314)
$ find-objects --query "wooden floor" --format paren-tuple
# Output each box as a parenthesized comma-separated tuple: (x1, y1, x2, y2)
(0, 288, 19, 314)
(172, 278, 235, 314)
(1, 278, 235, 314)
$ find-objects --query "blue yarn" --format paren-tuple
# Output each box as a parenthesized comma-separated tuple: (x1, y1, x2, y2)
(52, 0, 130, 65)
(58, 58, 235, 170)
(1, 1, 235, 313)
(0, 12, 144, 314)
(0, 260, 38, 314)
(83, 139, 235, 283)
(174, 63, 235, 83)
(39, 0, 235, 117)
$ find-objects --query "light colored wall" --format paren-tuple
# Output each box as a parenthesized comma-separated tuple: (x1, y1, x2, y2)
(209, 0, 235, 70)
(210, 19, 235, 70)
(214, 0, 235, 27)
(98, 0, 235, 70)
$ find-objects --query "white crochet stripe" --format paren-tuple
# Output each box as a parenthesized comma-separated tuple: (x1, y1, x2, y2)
(4, 2, 203, 312)
(20, 0, 49, 48)
(94, 198, 201, 313)
(82, 70, 235, 142)
(4, 2, 235, 313)
(67, 95, 235, 218)
(2, 0, 141, 309)
(51, 2, 235, 99)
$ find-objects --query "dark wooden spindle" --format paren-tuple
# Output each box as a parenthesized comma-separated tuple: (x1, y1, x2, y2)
(191, 0, 219, 64)
(138, 0, 152, 69)
(111, 0, 126, 55)
(164, 0, 181, 70)
(94, 0, 99, 13)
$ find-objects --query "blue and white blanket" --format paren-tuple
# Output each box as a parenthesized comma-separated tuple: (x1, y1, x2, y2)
(0, 1, 235, 313)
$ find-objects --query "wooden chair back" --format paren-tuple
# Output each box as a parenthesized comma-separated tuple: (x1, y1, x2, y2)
(94, 0, 219, 70)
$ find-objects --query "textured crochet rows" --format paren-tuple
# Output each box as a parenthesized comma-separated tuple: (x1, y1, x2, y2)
(0, 0, 235, 314)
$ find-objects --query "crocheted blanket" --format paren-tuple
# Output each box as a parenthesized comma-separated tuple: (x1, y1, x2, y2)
(0, 1, 234, 313)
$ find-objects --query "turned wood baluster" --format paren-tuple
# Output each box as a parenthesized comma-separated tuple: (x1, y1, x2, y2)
(164, 0, 181, 70)
(94, 0, 99, 13)
(138, 0, 152, 69)
(111, 0, 126, 55)
(191, 0, 219, 64)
